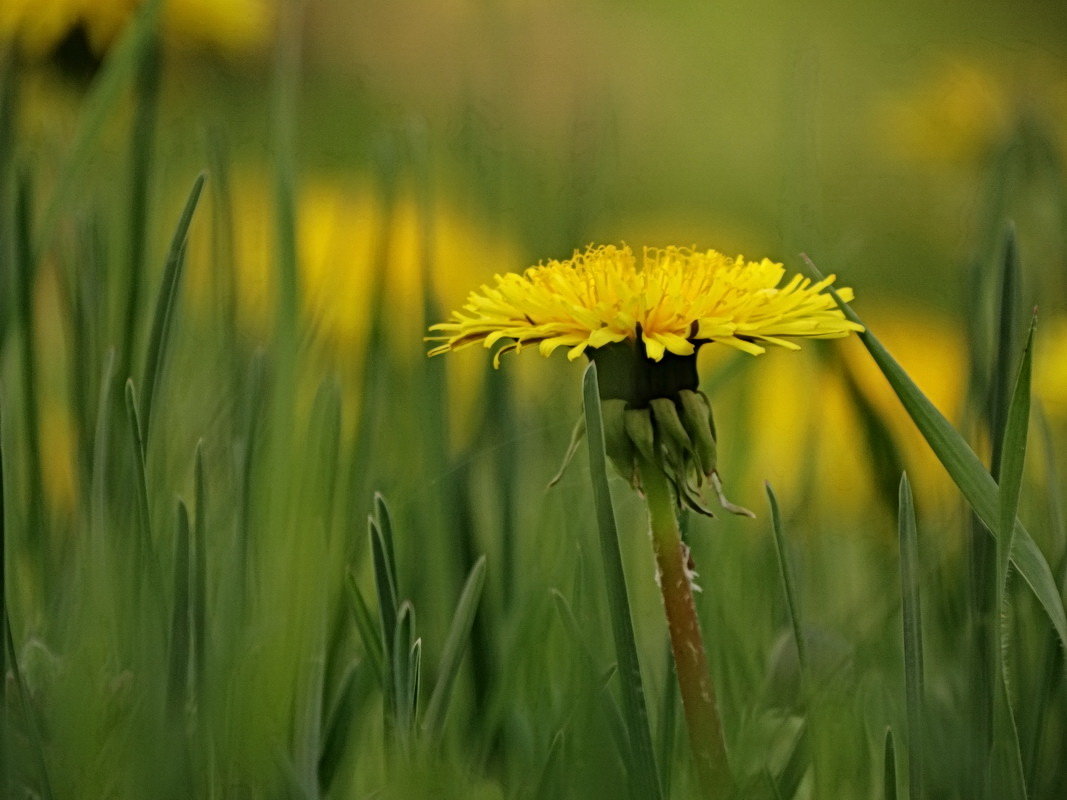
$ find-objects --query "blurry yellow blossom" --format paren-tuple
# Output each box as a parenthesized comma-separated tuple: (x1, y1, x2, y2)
(877, 56, 1067, 167)
(190, 172, 519, 356)
(40, 402, 77, 511)
(0, 0, 273, 57)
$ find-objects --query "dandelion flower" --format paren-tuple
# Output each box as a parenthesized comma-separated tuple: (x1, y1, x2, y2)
(429, 243, 863, 514)
(428, 243, 862, 365)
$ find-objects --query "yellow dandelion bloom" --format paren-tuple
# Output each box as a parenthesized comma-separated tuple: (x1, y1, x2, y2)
(429, 244, 863, 365)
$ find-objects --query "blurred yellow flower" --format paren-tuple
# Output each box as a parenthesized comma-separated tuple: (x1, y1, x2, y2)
(877, 56, 1067, 167)
(191, 173, 519, 359)
(0, 0, 273, 57)
(428, 244, 862, 365)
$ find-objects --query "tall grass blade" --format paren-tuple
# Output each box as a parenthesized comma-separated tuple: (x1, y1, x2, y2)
(550, 589, 632, 791)
(533, 729, 566, 800)
(898, 473, 925, 800)
(989, 224, 1022, 476)
(192, 441, 208, 702)
(371, 517, 399, 720)
(766, 483, 807, 674)
(140, 173, 206, 441)
(347, 572, 385, 688)
(125, 380, 153, 571)
(806, 257, 1067, 650)
(884, 727, 898, 800)
(270, 0, 307, 354)
(1023, 408, 1065, 792)
(393, 602, 416, 736)
(13, 170, 44, 554)
(318, 660, 360, 795)
(33, 0, 164, 256)
(581, 362, 662, 800)
(421, 555, 487, 741)
(374, 493, 399, 598)
(168, 500, 192, 718)
(118, 36, 161, 385)
(989, 319, 1034, 799)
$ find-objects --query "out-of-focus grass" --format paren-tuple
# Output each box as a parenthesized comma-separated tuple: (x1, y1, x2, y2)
(3, 1, 1067, 798)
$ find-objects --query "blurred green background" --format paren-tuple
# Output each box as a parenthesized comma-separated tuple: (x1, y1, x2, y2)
(2, 1, 1067, 798)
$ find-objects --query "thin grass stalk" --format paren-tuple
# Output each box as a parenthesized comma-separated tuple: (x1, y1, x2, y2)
(637, 452, 731, 798)
(119, 34, 161, 386)
(898, 474, 926, 800)
(989, 319, 1034, 798)
(581, 364, 661, 800)
(271, 0, 305, 342)
(13, 171, 45, 566)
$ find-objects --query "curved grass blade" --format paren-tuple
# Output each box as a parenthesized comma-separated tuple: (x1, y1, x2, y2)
(884, 727, 898, 800)
(898, 474, 925, 800)
(347, 572, 385, 688)
(373, 493, 399, 599)
(125, 380, 153, 573)
(140, 173, 206, 442)
(766, 483, 807, 675)
(805, 256, 1067, 651)
(168, 499, 192, 718)
(318, 659, 360, 795)
(582, 362, 662, 800)
(421, 555, 487, 741)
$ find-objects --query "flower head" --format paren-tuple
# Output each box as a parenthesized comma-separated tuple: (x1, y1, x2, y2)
(429, 243, 863, 516)
(428, 244, 862, 366)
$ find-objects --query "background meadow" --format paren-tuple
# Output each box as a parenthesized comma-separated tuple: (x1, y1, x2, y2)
(2, 0, 1067, 797)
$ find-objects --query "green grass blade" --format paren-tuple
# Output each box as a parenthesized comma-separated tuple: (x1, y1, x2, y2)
(393, 602, 416, 736)
(318, 659, 360, 795)
(33, 0, 163, 257)
(989, 224, 1022, 478)
(118, 36, 161, 386)
(124, 380, 153, 573)
(370, 517, 399, 673)
(582, 362, 662, 800)
(421, 555, 487, 741)
(192, 440, 207, 703)
(140, 173, 206, 442)
(996, 320, 1033, 614)
(347, 572, 385, 688)
(374, 493, 399, 602)
(898, 474, 926, 800)
(884, 727, 898, 800)
(168, 499, 192, 718)
(806, 257, 1067, 650)
(990, 319, 1034, 800)
(270, 0, 304, 337)
(13, 170, 44, 553)
(533, 730, 566, 800)
(766, 482, 807, 675)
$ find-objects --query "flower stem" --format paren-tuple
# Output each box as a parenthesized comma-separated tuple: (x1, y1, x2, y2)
(638, 454, 732, 798)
